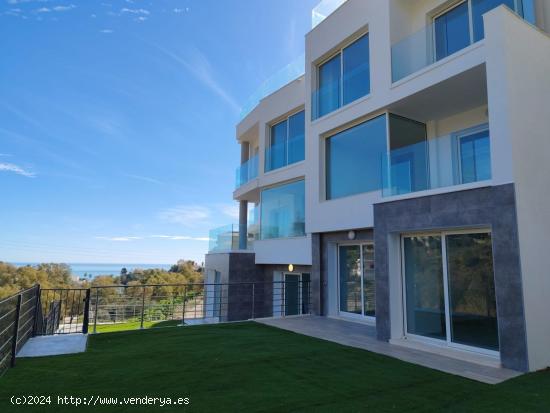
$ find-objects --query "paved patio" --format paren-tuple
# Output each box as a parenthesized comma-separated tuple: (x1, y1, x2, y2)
(17, 334, 88, 358)
(257, 316, 522, 384)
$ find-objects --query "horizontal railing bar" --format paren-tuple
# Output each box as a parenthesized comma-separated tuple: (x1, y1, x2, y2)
(0, 351, 11, 369)
(20, 295, 37, 307)
(0, 309, 16, 324)
(0, 322, 16, 339)
(0, 285, 39, 305)
(17, 316, 35, 332)
(88, 281, 309, 289)
(40, 288, 89, 292)
(0, 336, 14, 353)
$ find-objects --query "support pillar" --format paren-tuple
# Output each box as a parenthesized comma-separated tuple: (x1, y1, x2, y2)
(238, 200, 248, 250)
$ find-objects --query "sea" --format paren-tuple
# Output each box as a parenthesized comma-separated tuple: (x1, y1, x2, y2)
(13, 263, 172, 279)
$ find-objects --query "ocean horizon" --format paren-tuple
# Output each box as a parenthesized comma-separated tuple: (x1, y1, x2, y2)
(12, 262, 172, 279)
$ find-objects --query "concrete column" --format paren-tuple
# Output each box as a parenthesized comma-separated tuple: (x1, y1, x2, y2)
(240, 141, 250, 164)
(238, 200, 248, 250)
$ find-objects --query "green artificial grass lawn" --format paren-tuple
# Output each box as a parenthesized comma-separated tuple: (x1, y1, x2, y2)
(1, 322, 549, 412)
(94, 319, 182, 333)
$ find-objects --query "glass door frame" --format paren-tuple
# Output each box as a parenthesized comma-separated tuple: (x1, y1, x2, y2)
(337, 241, 376, 322)
(400, 228, 500, 358)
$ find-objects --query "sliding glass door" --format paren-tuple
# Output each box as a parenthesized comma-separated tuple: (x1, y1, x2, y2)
(402, 231, 499, 353)
(403, 236, 446, 340)
(338, 244, 375, 319)
(446, 233, 498, 350)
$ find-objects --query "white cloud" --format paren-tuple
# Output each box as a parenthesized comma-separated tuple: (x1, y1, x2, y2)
(173, 8, 189, 14)
(95, 236, 143, 242)
(120, 7, 149, 15)
(34, 7, 50, 13)
(52, 5, 76, 12)
(100, 29, 113, 34)
(124, 174, 165, 186)
(7, 0, 48, 4)
(149, 43, 241, 113)
(151, 235, 209, 241)
(0, 162, 35, 178)
(96, 235, 209, 242)
(0, 153, 12, 157)
(159, 205, 211, 227)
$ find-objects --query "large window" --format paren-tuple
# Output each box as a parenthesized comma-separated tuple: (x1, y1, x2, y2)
(260, 180, 305, 240)
(266, 110, 305, 172)
(314, 33, 370, 119)
(403, 231, 499, 352)
(434, 0, 518, 61)
(326, 114, 387, 200)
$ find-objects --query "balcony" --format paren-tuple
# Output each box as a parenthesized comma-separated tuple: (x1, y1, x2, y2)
(235, 154, 259, 189)
(391, 1, 536, 82)
(381, 125, 491, 197)
(208, 224, 258, 253)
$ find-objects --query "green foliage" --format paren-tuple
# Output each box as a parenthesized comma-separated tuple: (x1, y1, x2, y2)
(0, 260, 204, 300)
(0, 262, 76, 299)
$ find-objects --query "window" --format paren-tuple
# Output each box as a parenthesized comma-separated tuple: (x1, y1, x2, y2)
(260, 180, 305, 240)
(387, 114, 428, 195)
(403, 231, 499, 352)
(314, 33, 370, 119)
(435, 1, 471, 61)
(458, 128, 491, 184)
(266, 110, 305, 172)
(434, 0, 519, 61)
(471, 0, 515, 41)
(317, 55, 341, 118)
(326, 114, 387, 200)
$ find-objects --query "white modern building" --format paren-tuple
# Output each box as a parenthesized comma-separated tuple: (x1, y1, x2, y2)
(205, 0, 550, 373)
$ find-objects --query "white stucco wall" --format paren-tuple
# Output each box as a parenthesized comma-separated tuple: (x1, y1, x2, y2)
(254, 236, 312, 266)
(485, 6, 550, 371)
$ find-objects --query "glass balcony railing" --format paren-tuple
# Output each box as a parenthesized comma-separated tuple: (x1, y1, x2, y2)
(265, 134, 305, 172)
(381, 130, 491, 197)
(312, 0, 348, 28)
(235, 154, 259, 189)
(312, 65, 370, 120)
(209, 225, 238, 253)
(391, 1, 536, 82)
(208, 224, 258, 253)
(239, 54, 305, 121)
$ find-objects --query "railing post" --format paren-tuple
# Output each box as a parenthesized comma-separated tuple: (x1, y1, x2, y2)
(32, 284, 41, 337)
(140, 286, 146, 329)
(10, 294, 22, 367)
(182, 285, 187, 326)
(93, 288, 99, 334)
(82, 289, 91, 334)
(251, 283, 255, 320)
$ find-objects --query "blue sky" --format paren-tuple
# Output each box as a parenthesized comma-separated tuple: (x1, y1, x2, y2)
(0, 0, 318, 265)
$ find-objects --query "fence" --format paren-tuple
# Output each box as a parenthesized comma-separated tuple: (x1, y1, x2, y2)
(88, 280, 311, 333)
(0, 285, 40, 376)
(0, 280, 312, 376)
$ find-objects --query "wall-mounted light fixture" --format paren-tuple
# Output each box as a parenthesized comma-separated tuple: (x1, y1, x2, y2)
(348, 230, 356, 240)
(288, 264, 294, 272)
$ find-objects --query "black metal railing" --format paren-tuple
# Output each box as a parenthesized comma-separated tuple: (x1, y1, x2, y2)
(0, 280, 312, 376)
(35, 288, 90, 335)
(87, 281, 311, 333)
(0, 285, 40, 376)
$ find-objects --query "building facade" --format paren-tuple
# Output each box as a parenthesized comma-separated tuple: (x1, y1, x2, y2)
(205, 0, 550, 373)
